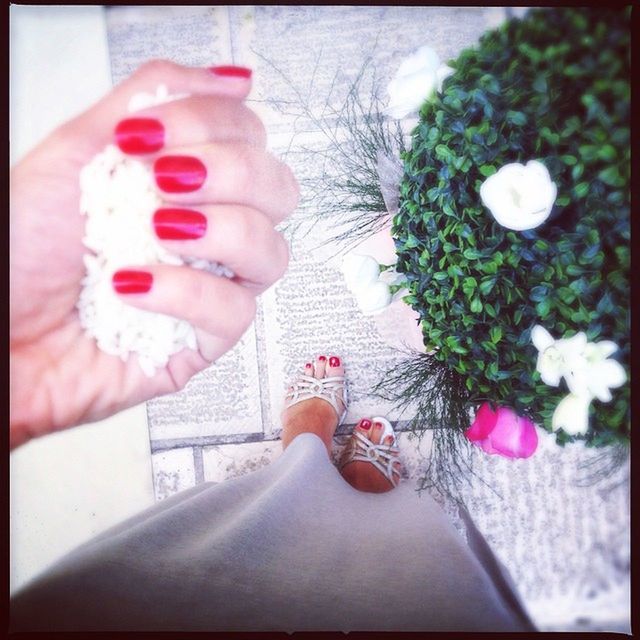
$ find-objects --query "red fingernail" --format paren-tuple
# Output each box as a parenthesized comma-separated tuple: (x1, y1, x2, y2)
(329, 356, 340, 367)
(153, 208, 207, 240)
(318, 355, 327, 362)
(360, 419, 372, 430)
(209, 65, 252, 79)
(115, 118, 165, 155)
(112, 270, 153, 294)
(154, 155, 207, 193)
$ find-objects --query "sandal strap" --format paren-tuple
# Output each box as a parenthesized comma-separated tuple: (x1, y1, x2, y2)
(285, 374, 347, 424)
(340, 430, 401, 487)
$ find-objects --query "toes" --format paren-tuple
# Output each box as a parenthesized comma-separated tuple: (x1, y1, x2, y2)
(314, 355, 327, 379)
(356, 418, 372, 434)
(383, 434, 395, 446)
(304, 361, 314, 377)
(326, 354, 344, 378)
(371, 421, 385, 444)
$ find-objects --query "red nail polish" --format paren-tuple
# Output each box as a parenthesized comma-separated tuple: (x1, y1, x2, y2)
(115, 118, 165, 155)
(153, 208, 207, 240)
(305, 362, 313, 368)
(154, 155, 207, 193)
(112, 270, 153, 294)
(318, 355, 327, 361)
(208, 65, 252, 79)
(360, 419, 372, 430)
(329, 356, 340, 367)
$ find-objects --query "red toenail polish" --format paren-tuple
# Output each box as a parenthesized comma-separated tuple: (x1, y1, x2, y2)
(305, 363, 312, 368)
(329, 356, 340, 367)
(115, 118, 165, 155)
(361, 419, 372, 429)
(318, 355, 327, 361)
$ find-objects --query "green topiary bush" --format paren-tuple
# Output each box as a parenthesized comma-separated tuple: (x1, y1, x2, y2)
(392, 7, 630, 446)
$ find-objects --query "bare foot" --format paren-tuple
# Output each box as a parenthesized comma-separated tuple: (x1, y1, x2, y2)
(281, 355, 346, 456)
(339, 418, 402, 493)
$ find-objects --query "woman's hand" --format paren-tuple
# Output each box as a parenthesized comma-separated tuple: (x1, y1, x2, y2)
(10, 60, 298, 449)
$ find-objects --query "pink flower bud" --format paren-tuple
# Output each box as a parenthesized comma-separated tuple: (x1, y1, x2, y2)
(465, 402, 538, 459)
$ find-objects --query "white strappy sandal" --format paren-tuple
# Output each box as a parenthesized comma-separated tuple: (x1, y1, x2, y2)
(284, 363, 348, 425)
(339, 417, 402, 488)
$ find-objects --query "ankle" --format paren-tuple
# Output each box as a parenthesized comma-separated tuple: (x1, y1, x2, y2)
(282, 410, 335, 456)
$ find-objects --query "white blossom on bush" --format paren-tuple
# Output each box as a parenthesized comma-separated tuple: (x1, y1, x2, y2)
(386, 46, 454, 120)
(480, 160, 557, 231)
(341, 253, 380, 293)
(341, 253, 394, 316)
(354, 280, 393, 315)
(551, 392, 592, 436)
(531, 325, 627, 435)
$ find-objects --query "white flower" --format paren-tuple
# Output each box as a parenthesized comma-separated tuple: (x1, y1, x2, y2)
(532, 325, 627, 436)
(386, 46, 454, 120)
(532, 325, 626, 401)
(551, 393, 592, 436)
(341, 253, 394, 316)
(576, 341, 627, 402)
(480, 160, 557, 231)
(355, 281, 392, 316)
(341, 253, 380, 293)
(531, 325, 587, 388)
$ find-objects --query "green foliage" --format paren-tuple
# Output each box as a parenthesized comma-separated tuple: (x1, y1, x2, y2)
(393, 8, 630, 445)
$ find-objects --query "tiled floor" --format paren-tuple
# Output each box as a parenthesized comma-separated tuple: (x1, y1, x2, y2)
(10, 6, 630, 633)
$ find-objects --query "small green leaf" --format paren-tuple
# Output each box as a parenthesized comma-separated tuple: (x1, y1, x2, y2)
(479, 277, 496, 296)
(574, 182, 590, 198)
(560, 154, 577, 166)
(598, 166, 625, 187)
(479, 164, 497, 177)
(506, 110, 527, 126)
(470, 297, 483, 313)
(463, 248, 482, 260)
(597, 145, 617, 161)
(490, 327, 503, 343)
(536, 298, 552, 318)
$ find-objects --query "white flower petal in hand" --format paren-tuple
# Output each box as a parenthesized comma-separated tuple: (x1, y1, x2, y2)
(341, 253, 380, 293)
(480, 160, 557, 231)
(355, 281, 392, 316)
(552, 393, 592, 436)
(386, 46, 453, 120)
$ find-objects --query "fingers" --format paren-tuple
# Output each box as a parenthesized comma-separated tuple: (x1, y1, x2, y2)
(115, 96, 267, 152)
(62, 59, 254, 154)
(152, 205, 289, 290)
(111, 265, 256, 343)
(151, 143, 299, 220)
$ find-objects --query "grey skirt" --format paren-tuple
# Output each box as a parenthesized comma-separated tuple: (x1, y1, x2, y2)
(11, 433, 535, 632)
